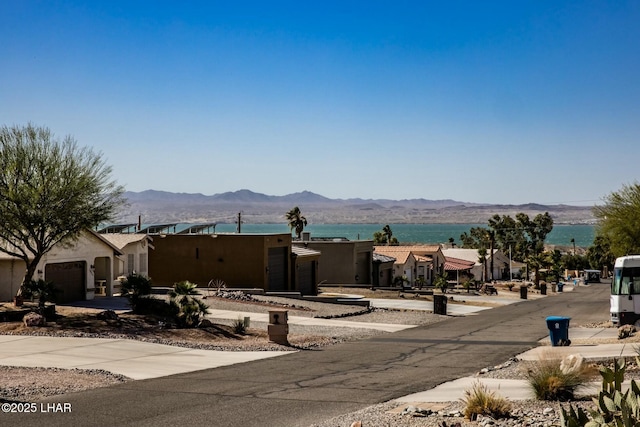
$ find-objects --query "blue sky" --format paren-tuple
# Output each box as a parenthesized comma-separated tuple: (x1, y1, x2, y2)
(1, 1, 639, 205)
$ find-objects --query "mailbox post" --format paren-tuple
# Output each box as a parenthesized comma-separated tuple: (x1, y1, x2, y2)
(268, 310, 289, 345)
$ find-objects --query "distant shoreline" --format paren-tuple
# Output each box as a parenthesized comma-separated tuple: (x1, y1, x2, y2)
(158, 223, 596, 248)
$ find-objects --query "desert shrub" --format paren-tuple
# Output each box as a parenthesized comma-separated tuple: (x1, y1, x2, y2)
(392, 275, 409, 288)
(169, 281, 209, 328)
(462, 280, 473, 293)
(433, 274, 449, 294)
(618, 324, 636, 339)
(526, 352, 596, 401)
(233, 316, 247, 335)
(119, 273, 152, 313)
(134, 297, 178, 317)
(461, 381, 512, 421)
(20, 279, 58, 310)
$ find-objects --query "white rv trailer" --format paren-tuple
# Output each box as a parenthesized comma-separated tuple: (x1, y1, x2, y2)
(610, 255, 640, 326)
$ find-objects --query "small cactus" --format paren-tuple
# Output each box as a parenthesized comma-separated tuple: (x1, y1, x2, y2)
(560, 358, 640, 426)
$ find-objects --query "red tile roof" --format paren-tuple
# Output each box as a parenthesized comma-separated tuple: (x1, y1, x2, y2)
(444, 256, 475, 271)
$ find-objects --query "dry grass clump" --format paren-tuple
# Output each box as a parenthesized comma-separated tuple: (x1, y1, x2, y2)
(525, 350, 598, 401)
(461, 381, 512, 421)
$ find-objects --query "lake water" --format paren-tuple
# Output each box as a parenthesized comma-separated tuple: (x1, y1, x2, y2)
(208, 223, 595, 247)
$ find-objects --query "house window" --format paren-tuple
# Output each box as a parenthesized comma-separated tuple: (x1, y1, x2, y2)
(139, 253, 147, 274)
(127, 254, 135, 275)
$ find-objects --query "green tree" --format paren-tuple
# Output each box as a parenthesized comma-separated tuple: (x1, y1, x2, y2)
(488, 214, 527, 260)
(373, 225, 398, 245)
(0, 124, 125, 293)
(586, 234, 616, 272)
(373, 231, 385, 244)
(542, 249, 563, 282)
(516, 212, 554, 285)
(285, 206, 307, 239)
(460, 227, 495, 280)
(592, 182, 640, 257)
(382, 225, 393, 246)
(560, 253, 588, 272)
(460, 227, 491, 249)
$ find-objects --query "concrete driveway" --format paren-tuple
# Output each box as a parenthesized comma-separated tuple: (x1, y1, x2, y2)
(0, 335, 291, 380)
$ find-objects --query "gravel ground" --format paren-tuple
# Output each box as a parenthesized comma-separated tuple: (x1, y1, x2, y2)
(0, 367, 128, 403)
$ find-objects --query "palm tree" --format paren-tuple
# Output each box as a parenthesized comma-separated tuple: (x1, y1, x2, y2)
(169, 281, 209, 328)
(478, 247, 488, 282)
(286, 206, 307, 239)
(382, 225, 393, 246)
(570, 238, 576, 256)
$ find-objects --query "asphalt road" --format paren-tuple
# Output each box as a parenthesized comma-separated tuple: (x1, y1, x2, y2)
(3, 283, 611, 427)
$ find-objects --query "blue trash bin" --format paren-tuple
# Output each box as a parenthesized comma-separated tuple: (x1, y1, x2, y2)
(546, 316, 571, 346)
(557, 282, 564, 292)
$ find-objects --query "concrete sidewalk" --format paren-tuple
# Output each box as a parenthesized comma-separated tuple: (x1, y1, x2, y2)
(206, 309, 417, 333)
(365, 298, 492, 315)
(395, 327, 629, 404)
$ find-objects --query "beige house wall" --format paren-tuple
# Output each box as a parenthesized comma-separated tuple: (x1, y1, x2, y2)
(303, 240, 373, 285)
(0, 259, 25, 302)
(117, 241, 150, 278)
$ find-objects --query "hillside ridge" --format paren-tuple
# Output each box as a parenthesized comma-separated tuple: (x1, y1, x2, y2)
(116, 189, 595, 225)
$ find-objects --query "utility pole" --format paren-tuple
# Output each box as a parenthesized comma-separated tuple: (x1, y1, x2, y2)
(509, 245, 512, 281)
(236, 212, 243, 233)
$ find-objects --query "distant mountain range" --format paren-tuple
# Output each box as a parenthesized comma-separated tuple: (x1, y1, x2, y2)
(115, 189, 596, 225)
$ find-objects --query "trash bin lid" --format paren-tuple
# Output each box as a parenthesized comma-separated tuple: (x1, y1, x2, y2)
(546, 316, 571, 321)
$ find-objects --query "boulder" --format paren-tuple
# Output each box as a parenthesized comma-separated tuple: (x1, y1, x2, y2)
(560, 354, 584, 375)
(618, 324, 636, 339)
(23, 312, 46, 327)
(97, 310, 119, 322)
(198, 318, 214, 328)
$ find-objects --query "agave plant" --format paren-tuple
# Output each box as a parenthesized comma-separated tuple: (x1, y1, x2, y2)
(169, 281, 209, 328)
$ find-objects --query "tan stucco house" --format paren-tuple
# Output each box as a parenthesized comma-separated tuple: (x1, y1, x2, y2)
(0, 230, 123, 303)
(147, 233, 295, 292)
(300, 238, 373, 285)
(374, 245, 446, 286)
(441, 248, 511, 281)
